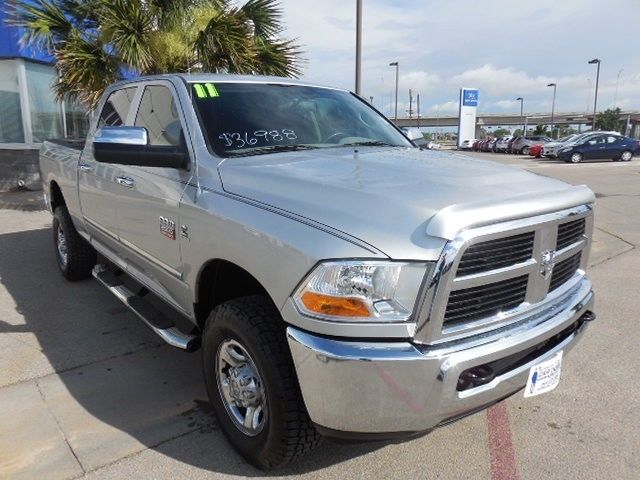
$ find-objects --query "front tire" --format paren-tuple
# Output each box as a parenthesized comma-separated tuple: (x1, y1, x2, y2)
(202, 296, 320, 470)
(569, 152, 583, 163)
(52, 206, 96, 280)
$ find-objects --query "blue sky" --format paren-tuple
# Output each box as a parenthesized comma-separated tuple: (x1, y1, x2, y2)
(277, 0, 640, 118)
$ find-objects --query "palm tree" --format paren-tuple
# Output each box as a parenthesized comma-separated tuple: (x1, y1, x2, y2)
(7, 0, 303, 109)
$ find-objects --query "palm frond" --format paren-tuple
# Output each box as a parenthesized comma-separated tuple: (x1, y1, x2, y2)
(253, 37, 303, 77)
(6, 0, 73, 52)
(195, 10, 255, 73)
(99, 0, 154, 72)
(240, 0, 283, 38)
(53, 30, 121, 109)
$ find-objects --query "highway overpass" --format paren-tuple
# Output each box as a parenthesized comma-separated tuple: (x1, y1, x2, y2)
(393, 111, 640, 137)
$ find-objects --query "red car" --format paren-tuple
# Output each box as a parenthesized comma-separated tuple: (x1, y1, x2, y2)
(528, 144, 544, 158)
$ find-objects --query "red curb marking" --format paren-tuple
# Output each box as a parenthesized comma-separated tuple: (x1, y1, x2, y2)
(487, 401, 520, 480)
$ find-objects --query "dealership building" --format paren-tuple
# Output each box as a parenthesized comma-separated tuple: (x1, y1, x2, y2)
(0, 7, 87, 189)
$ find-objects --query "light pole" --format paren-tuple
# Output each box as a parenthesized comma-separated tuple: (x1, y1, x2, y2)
(389, 61, 399, 123)
(417, 94, 421, 129)
(588, 58, 601, 129)
(516, 97, 524, 135)
(547, 83, 557, 138)
(355, 0, 362, 95)
(409, 89, 413, 121)
(369, 96, 373, 105)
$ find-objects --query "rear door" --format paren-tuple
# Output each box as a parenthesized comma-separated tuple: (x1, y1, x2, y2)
(114, 81, 194, 311)
(604, 135, 623, 159)
(78, 86, 138, 251)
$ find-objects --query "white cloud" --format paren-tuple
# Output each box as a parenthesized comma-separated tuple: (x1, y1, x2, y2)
(400, 71, 441, 92)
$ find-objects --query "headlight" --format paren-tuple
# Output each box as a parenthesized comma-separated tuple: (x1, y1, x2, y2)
(293, 261, 430, 322)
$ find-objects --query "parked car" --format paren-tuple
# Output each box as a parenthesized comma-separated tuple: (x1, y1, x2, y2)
(558, 134, 640, 163)
(471, 139, 480, 150)
(511, 135, 552, 155)
(544, 131, 622, 159)
(487, 138, 498, 152)
(529, 144, 544, 158)
(495, 136, 513, 152)
(39, 74, 597, 469)
(460, 139, 476, 150)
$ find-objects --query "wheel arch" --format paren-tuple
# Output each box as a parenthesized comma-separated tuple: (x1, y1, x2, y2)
(194, 258, 275, 329)
(49, 180, 66, 212)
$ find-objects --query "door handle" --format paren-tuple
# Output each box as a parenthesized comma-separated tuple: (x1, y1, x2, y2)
(116, 176, 135, 188)
(79, 163, 93, 172)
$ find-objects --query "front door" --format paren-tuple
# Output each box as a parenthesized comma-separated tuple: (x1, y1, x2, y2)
(78, 86, 138, 252)
(114, 82, 193, 311)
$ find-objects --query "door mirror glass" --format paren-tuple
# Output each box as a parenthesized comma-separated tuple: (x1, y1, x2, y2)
(93, 126, 189, 170)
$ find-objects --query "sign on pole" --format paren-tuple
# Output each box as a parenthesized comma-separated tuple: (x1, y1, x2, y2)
(457, 88, 479, 148)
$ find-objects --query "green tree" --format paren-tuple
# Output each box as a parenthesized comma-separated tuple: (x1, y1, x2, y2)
(492, 128, 510, 138)
(595, 108, 624, 133)
(533, 124, 549, 135)
(8, 0, 303, 109)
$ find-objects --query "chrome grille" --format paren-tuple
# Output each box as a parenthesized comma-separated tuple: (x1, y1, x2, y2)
(556, 218, 586, 250)
(415, 205, 594, 344)
(444, 275, 528, 326)
(549, 253, 582, 292)
(457, 232, 534, 276)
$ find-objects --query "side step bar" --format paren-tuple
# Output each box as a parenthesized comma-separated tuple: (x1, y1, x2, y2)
(92, 265, 200, 352)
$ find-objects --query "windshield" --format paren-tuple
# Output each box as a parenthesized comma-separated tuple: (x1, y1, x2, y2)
(190, 82, 412, 157)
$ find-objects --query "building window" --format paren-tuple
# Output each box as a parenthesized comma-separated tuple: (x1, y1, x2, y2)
(0, 59, 25, 143)
(24, 61, 63, 142)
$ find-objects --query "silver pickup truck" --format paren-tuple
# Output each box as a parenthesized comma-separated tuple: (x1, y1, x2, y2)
(40, 74, 596, 469)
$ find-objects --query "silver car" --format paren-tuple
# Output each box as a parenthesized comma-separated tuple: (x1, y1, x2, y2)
(511, 135, 552, 155)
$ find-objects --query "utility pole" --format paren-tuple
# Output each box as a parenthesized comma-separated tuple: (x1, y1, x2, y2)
(614, 68, 623, 108)
(417, 94, 420, 129)
(369, 96, 373, 105)
(547, 83, 557, 139)
(409, 89, 413, 121)
(389, 61, 399, 123)
(588, 58, 601, 129)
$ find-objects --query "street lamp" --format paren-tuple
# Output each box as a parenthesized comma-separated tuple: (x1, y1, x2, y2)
(588, 58, 601, 129)
(369, 96, 373, 105)
(389, 61, 399, 123)
(355, 0, 362, 95)
(516, 97, 524, 134)
(547, 83, 557, 139)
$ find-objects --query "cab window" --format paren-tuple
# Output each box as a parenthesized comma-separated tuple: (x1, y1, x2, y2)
(135, 85, 183, 146)
(98, 87, 137, 127)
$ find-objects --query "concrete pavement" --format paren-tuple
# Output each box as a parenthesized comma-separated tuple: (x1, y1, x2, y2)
(0, 154, 638, 479)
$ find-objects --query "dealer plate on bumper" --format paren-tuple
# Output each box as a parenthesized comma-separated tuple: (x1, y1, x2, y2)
(524, 351, 563, 398)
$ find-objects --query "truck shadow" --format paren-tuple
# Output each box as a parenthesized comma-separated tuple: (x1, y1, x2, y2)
(0, 226, 386, 476)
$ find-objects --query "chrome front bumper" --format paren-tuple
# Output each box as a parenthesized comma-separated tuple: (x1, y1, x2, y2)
(287, 278, 594, 436)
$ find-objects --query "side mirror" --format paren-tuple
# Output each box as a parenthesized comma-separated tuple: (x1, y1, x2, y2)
(93, 126, 189, 170)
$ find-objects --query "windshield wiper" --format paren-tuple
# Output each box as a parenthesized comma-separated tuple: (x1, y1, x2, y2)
(229, 144, 320, 157)
(339, 140, 399, 147)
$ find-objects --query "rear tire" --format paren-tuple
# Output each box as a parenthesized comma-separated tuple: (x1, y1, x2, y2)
(52, 206, 96, 280)
(620, 150, 633, 162)
(202, 296, 320, 470)
(521, 146, 529, 155)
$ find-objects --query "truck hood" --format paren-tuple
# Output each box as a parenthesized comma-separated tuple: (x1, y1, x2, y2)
(218, 147, 594, 260)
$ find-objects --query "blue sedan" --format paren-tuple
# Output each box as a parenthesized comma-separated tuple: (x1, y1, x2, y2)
(558, 134, 640, 163)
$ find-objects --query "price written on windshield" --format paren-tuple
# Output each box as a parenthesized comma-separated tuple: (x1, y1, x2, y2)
(218, 129, 298, 149)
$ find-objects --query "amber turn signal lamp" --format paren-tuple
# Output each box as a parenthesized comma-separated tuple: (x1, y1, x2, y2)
(300, 291, 371, 317)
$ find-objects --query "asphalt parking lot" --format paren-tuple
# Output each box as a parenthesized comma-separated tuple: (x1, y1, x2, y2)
(1, 152, 639, 480)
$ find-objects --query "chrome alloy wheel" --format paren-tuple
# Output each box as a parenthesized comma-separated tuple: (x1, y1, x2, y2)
(570, 152, 582, 163)
(621, 151, 632, 161)
(56, 225, 68, 267)
(216, 339, 267, 436)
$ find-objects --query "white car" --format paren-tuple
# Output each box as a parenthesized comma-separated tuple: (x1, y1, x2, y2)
(460, 139, 476, 150)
